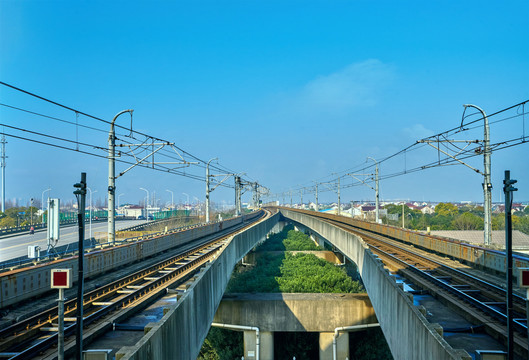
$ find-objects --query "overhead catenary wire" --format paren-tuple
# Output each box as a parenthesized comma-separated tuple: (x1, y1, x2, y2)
(272, 99, 529, 199)
(0, 82, 252, 189)
(0, 81, 244, 178)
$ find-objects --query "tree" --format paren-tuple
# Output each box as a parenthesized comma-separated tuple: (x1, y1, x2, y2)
(452, 213, 483, 230)
(0, 216, 15, 228)
(492, 215, 505, 230)
(435, 203, 458, 217)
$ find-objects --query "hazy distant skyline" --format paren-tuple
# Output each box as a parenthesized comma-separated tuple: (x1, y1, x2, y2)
(1, 1, 528, 208)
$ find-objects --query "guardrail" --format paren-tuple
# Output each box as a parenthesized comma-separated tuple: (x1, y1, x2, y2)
(0, 220, 207, 271)
(0, 217, 145, 237)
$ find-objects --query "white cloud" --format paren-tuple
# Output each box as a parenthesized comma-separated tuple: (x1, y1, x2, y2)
(298, 59, 394, 111)
(402, 124, 434, 140)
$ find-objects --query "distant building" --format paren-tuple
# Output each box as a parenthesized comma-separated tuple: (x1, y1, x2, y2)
(418, 205, 435, 215)
(121, 205, 143, 218)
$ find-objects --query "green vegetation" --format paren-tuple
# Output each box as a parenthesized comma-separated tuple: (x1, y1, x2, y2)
(226, 251, 363, 294)
(227, 225, 361, 294)
(350, 328, 393, 360)
(0, 206, 39, 227)
(199, 225, 382, 359)
(197, 328, 242, 360)
(257, 226, 322, 251)
(384, 202, 529, 235)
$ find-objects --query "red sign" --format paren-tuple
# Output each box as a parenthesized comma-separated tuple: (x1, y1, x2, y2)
(51, 269, 72, 289)
(519, 269, 529, 288)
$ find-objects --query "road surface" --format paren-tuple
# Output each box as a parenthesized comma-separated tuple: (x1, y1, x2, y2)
(0, 220, 147, 262)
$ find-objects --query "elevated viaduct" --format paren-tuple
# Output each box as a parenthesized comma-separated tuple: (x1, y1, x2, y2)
(116, 208, 475, 360)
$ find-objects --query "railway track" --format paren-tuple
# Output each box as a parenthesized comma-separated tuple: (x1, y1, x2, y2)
(320, 216, 529, 357)
(0, 210, 268, 359)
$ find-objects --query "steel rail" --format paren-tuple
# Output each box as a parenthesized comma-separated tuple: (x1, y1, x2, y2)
(1, 210, 267, 359)
(10, 240, 227, 360)
(314, 215, 529, 356)
(353, 225, 528, 307)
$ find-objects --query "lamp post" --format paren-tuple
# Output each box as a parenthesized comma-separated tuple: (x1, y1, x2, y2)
(367, 157, 380, 223)
(193, 197, 200, 216)
(108, 109, 133, 245)
(41, 187, 51, 223)
(182, 192, 189, 216)
(166, 189, 174, 211)
(140, 188, 149, 223)
(118, 193, 124, 212)
(87, 188, 97, 240)
(463, 104, 492, 246)
(205, 157, 218, 223)
(30, 198, 34, 226)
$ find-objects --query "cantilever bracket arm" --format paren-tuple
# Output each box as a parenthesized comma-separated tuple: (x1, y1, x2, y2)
(418, 139, 484, 176)
(210, 173, 235, 192)
(321, 181, 339, 195)
(346, 173, 375, 191)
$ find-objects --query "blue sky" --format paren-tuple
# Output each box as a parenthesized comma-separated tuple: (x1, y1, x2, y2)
(0, 1, 528, 208)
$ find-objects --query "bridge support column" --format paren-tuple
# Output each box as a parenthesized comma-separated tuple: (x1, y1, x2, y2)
(244, 330, 274, 360)
(319, 332, 348, 360)
(242, 252, 256, 265)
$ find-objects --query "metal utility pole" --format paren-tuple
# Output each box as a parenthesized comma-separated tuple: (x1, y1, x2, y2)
(313, 181, 319, 212)
(251, 182, 259, 209)
(140, 188, 149, 222)
(367, 157, 380, 223)
(290, 190, 293, 207)
(300, 188, 303, 208)
(421, 105, 492, 244)
(402, 203, 405, 228)
(235, 175, 243, 216)
(504, 170, 517, 360)
(73, 172, 87, 360)
(58, 286, 65, 360)
(332, 174, 341, 216)
(1, 134, 6, 213)
(463, 104, 492, 246)
(108, 109, 133, 245)
(205, 157, 218, 222)
(234, 176, 240, 216)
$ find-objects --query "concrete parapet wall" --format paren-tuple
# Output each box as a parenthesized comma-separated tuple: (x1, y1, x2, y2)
(0, 213, 259, 308)
(280, 209, 464, 360)
(116, 211, 280, 360)
(214, 293, 376, 332)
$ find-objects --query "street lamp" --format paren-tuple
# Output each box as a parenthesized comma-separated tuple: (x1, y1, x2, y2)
(87, 188, 97, 240)
(140, 188, 149, 223)
(463, 104, 492, 246)
(118, 193, 125, 212)
(367, 157, 380, 223)
(193, 197, 200, 216)
(30, 198, 34, 226)
(206, 157, 218, 223)
(166, 189, 174, 210)
(41, 187, 51, 223)
(108, 109, 134, 245)
(182, 192, 190, 216)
